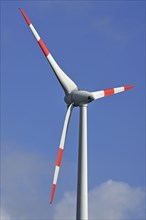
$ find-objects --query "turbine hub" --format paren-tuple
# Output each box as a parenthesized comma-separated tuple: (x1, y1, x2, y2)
(64, 90, 94, 106)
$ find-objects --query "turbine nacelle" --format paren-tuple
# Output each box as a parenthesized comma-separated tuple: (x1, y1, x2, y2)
(64, 90, 94, 106)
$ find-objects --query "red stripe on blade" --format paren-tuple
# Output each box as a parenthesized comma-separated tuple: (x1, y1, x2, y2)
(19, 8, 31, 25)
(104, 88, 114, 96)
(50, 184, 56, 204)
(38, 39, 49, 56)
(124, 85, 134, 91)
(56, 148, 63, 167)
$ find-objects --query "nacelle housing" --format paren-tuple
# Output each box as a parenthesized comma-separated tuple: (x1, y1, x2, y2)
(64, 90, 94, 106)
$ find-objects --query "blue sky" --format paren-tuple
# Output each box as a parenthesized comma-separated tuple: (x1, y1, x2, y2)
(1, 1, 145, 219)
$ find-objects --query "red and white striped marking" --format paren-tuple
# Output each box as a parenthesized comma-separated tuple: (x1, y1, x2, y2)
(50, 104, 73, 204)
(19, 8, 63, 80)
(50, 147, 63, 204)
(20, 8, 78, 94)
(92, 85, 134, 100)
(20, 8, 50, 57)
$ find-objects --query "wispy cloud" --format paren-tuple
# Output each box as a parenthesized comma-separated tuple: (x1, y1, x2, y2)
(27, 1, 91, 18)
(1, 147, 54, 219)
(0, 208, 10, 220)
(91, 16, 129, 42)
(54, 180, 145, 219)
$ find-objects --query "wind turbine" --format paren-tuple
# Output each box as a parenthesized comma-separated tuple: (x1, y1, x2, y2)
(20, 8, 134, 220)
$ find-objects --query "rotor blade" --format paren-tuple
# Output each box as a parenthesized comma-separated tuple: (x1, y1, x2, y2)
(91, 85, 134, 100)
(19, 8, 78, 94)
(50, 104, 74, 204)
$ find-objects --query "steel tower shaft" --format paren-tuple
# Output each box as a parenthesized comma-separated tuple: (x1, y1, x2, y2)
(76, 105, 88, 220)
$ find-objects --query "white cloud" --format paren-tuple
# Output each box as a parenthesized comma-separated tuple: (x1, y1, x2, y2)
(1, 147, 54, 219)
(54, 192, 76, 220)
(54, 180, 145, 219)
(89, 180, 145, 219)
(0, 208, 10, 220)
(1, 146, 145, 220)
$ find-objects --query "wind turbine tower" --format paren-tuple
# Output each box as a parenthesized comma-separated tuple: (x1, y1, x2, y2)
(20, 8, 134, 220)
